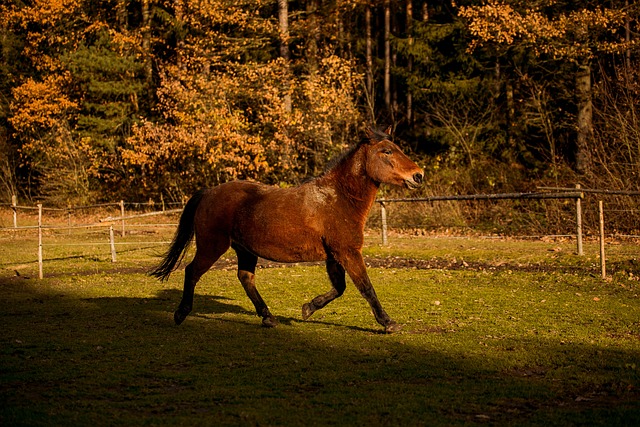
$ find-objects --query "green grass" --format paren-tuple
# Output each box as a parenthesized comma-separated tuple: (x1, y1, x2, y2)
(1, 230, 639, 426)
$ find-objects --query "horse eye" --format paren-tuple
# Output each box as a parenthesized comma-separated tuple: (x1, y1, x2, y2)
(382, 149, 393, 155)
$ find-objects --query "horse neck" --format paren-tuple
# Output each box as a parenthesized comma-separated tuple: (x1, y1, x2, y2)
(321, 145, 379, 213)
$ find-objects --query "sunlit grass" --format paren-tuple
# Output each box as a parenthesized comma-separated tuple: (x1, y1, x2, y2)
(1, 231, 639, 426)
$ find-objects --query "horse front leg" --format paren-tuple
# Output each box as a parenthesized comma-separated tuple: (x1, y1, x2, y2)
(302, 256, 346, 320)
(340, 250, 401, 333)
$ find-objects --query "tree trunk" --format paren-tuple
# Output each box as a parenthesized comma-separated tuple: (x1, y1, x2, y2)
(278, 0, 292, 113)
(336, 4, 345, 57)
(306, 0, 319, 72)
(278, 0, 290, 60)
(141, 0, 153, 85)
(506, 77, 515, 153)
(174, 0, 184, 69)
(384, 0, 391, 112)
(625, 0, 631, 72)
(575, 63, 593, 174)
(117, 0, 127, 31)
(406, 0, 413, 126)
(365, 4, 374, 123)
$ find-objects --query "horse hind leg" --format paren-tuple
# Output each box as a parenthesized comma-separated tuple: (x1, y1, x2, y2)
(302, 257, 346, 320)
(234, 245, 278, 328)
(175, 239, 229, 325)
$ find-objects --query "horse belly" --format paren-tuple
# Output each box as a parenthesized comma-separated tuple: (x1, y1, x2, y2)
(240, 224, 327, 263)
(225, 181, 329, 263)
(234, 205, 327, 263)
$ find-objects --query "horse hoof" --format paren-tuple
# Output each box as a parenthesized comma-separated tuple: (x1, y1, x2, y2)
(301, 303, 315, 320)
(262, 316, 278, 328)
(174, 308, 190, 325)
(385, 322, 402, 334)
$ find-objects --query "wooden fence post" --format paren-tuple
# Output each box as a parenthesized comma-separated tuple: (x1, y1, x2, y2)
(12, 195, 17, 228)
(109, 226, 117, 263)
(380, 202, 388, 245)
(598, 200, 606, 279)
(575, 184, 583, 256)
(120, 200, 125, 237)
(67, 203, 72, 236)
(38, 204, 43, 279)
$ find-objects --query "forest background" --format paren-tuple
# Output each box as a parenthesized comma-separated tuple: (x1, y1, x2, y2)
(0, 1, 638, 223)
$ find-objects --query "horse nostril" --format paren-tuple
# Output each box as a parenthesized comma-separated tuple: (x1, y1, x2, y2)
(413, 172, 424, 184)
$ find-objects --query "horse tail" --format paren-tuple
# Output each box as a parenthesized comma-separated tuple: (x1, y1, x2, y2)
(149, 189, 206, 281)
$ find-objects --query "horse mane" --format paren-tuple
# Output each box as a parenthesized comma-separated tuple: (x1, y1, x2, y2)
(365, 127, 391, 143)
(320, 127, 390, 175)
(322, 145, 358, 174)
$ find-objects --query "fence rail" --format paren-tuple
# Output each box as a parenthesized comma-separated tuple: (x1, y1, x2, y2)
(100, 209, 183, 222)
(2, 189, 638, 280)
(377, 191, 584, 203)
(376, 191, 585, 250)
(4, 195, 184, 233)
(538, 187, 640, 196)
(375, 189, 639, 279)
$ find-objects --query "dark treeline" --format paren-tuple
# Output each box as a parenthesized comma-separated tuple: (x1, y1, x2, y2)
(0, 0, 638, 208)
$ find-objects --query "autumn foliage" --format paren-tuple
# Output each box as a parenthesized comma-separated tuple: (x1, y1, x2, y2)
(1, 0, 638, 208)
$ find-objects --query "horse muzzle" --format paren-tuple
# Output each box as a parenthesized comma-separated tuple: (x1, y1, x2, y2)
(404, 171, 424, 189)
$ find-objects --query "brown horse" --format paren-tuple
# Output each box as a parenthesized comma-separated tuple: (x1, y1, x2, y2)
(150, 127, 424, 333)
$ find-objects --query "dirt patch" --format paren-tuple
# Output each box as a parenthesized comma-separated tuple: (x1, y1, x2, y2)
(1, 254, 601, 282)
(362, 255, 591, 274)
(211, 254, 595, 275)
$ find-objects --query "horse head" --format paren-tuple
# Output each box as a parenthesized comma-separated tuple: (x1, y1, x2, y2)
(364, 127, 424, 189)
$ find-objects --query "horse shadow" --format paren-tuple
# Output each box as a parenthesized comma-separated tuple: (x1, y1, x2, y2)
(153, 288, 253, 316)
(107, 287, 382, 334)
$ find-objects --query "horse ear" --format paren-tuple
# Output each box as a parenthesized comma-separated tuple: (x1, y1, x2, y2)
(383, 125, 392, 136)
(365, 127, 375, 141)
(363, 126, 391, 145)
(363, 127, 378, 145)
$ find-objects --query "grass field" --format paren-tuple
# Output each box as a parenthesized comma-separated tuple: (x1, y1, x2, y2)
(1, 228, 639, 426)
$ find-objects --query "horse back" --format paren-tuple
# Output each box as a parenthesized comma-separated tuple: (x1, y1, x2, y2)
(194, 180, 336, 263)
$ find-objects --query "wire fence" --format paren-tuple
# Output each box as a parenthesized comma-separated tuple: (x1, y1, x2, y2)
(372, 187, 639, 238)
(1, 188, 638, 280)
(371, 187, 638, 279)
(1, 197, 183, 279)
